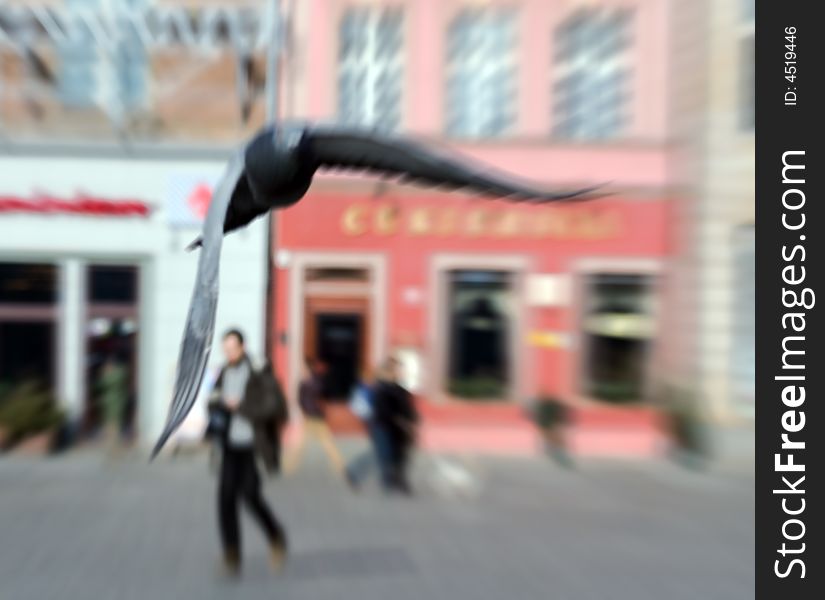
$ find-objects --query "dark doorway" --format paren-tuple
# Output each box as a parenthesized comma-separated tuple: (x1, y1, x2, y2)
(447, 270, 512, 400)
(85, 317, 138, 435)
(84, 265, 140, 438)
(314, 313, 363, 400)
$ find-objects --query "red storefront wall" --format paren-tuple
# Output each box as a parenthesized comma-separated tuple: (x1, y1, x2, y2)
(272, 190, 670, 405)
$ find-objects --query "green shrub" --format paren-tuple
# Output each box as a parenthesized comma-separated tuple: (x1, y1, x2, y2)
(0, 381, 64, 446)
(658, 383, 711, 464)
(447, 377, 506, 400)
(531, 396, 569, 429)
(0, 380, 12, 402)
(588, 381, 642, 404)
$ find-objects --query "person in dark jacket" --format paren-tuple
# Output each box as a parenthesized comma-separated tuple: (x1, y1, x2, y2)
(372, 356, 418, 494)
(282, 357, 345, 477)
(206, 329, 288, 577)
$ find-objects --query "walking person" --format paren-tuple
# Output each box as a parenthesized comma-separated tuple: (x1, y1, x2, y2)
(372, 357, 419, 495)
(282, 357, 346, 477)
(344, 367, 392, 491)
(96, 353, 129, 456)
(206, 329, 288, 577)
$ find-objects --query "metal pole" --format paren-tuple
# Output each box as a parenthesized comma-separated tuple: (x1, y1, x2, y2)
(264, 0, 282, 364)
(264, 0, 281, 124)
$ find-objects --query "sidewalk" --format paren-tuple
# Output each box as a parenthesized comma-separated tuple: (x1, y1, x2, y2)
(0, 443, 753, 600)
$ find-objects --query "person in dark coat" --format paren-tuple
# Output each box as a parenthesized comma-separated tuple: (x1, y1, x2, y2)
(372, 356, 418, 495)
(205, 329, 288, 576)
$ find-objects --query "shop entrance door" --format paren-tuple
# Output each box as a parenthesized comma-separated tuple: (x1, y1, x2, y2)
(303, 296, 370, 402)
(84, 265, 140, 439)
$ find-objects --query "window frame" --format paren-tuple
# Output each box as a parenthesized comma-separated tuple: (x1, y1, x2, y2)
(550, 7, 634, 142)
(444, 6, 519, 141)
(336, 5, 405, 132)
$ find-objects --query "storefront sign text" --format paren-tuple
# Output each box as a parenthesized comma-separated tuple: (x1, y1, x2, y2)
(341, 202, 622, 240)
(0, 193, 150, 217)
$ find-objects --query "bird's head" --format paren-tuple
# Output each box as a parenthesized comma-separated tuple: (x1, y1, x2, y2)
(241, 125, 314, 209)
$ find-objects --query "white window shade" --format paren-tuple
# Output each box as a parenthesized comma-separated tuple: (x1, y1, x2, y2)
(552, 8, 633, 141)
(446, 8, 517, 139)
(338, 7, 404, 131)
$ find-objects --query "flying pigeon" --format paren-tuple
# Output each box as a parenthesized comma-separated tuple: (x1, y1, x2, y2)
(151, 123, 602, 458)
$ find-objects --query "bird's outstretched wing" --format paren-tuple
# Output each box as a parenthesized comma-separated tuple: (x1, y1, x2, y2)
(150, 152, 246, 459)
(305, 126, 601, 201)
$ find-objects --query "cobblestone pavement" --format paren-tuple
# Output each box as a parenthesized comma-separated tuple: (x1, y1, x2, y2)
(0, 440, 754, 600)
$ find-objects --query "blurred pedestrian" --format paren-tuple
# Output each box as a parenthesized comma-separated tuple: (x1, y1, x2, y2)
(283, 357, 345, 477)
(96, 354, 128, 456)
(344, 367, 392, 491)
(532, 394, 574, 469)
(372, 356, 419, 495)
(206, 329, 288, 577)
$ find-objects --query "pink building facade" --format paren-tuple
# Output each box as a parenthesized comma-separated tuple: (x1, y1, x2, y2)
(272, 0, 676, 426)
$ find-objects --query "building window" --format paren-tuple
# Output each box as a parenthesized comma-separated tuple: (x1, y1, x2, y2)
(731, 226, 754, 414)
(739, 1, 755, 131)
(445, 8, 517, 139)
(338, 6, 404, 131)
(742, 0, 755, 23)
(0, 263, 58, 304)
(447, 270, 512, 400)
(58, 0, 149, 112)
(59, 0, 99, 108)
(115, 1, 150, 114)
(739, 37, 754, 130)
(581, 273, 654, 403)
(306, 267, 370, 283)
(0, 322, 57, 391)
(88, 265, 139, 304)
(552, 8, 633, 141)
(0, 263, 59, 392)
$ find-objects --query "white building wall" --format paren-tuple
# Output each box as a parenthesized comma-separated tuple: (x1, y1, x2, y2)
(0, 154, 268, 445)
(665, 0, 754, 421)
(695, 0, 754, 420)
